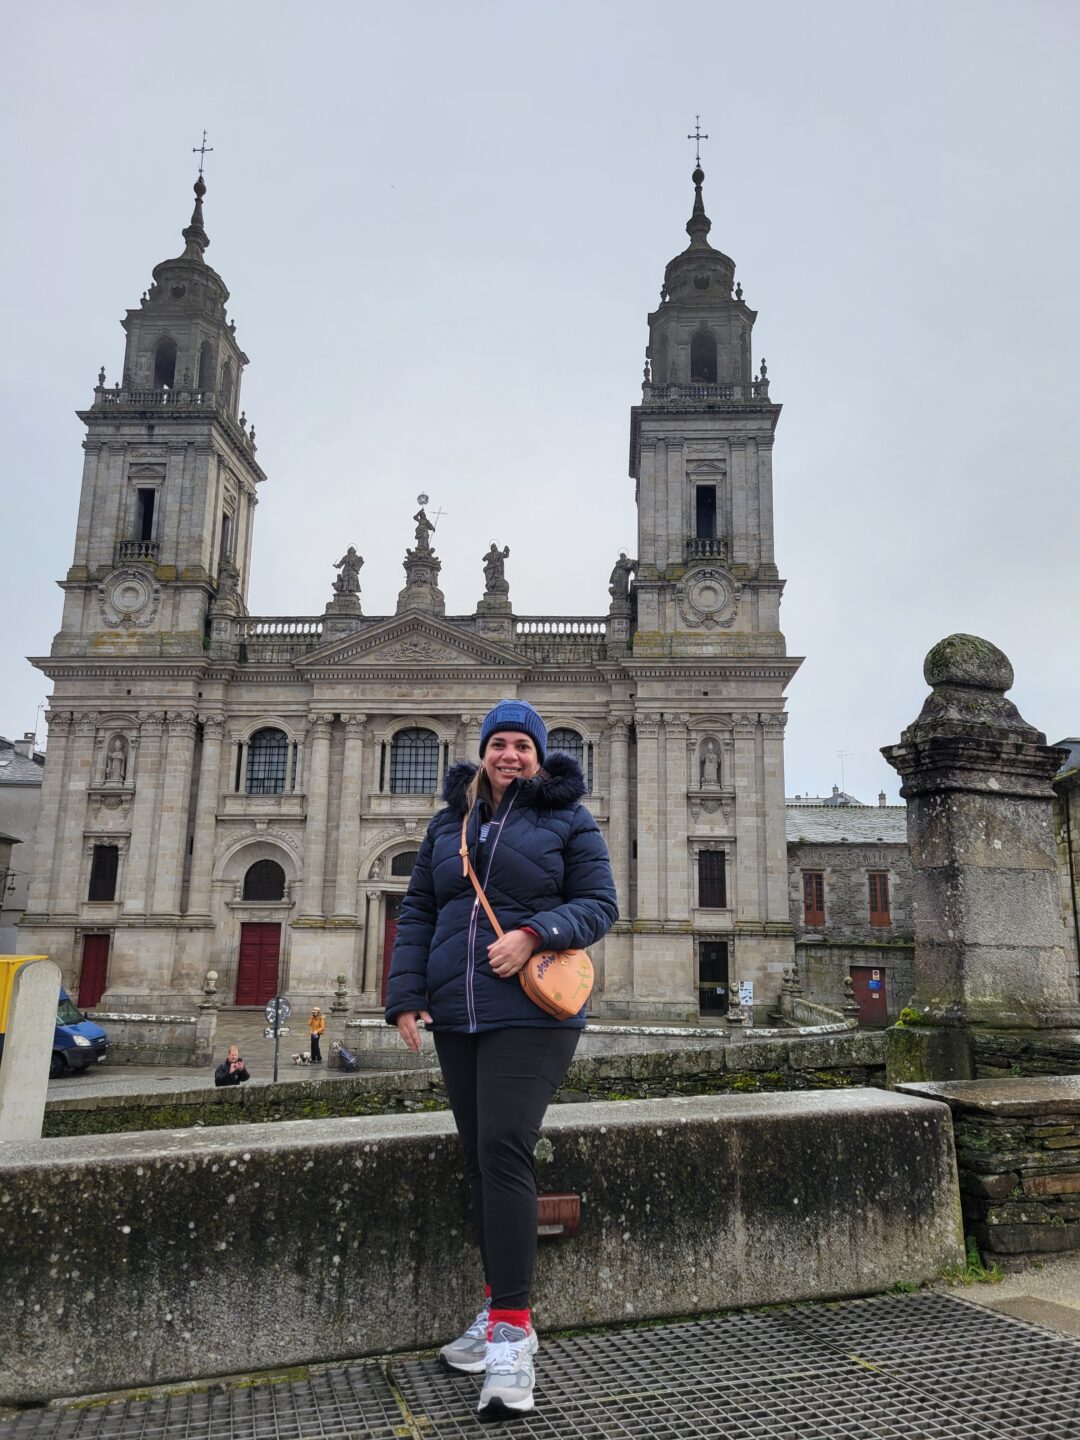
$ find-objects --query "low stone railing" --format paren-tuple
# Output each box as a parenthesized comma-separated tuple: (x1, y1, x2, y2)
(1, 1089, 962, 1403)
(514, 617, 608, 636)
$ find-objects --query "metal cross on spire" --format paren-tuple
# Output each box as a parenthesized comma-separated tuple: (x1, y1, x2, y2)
(687, 115, 709, 168)
(192, 130, 214, 177)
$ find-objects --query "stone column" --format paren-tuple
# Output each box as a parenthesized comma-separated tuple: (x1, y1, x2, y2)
(607, 718, 631, 915)
(760, 712, 791, 922)
(731, 711, 761, 922)
(299, 713, 334, 920)
(730, 441, 749, 565)
(333, 714, 366, 919)
(25, 712, 72, 915)
(361, 890, 384, 1006)
(54, 713, 98, 917)
(882, 634, 1080, 1082)
(151, 710, 198, 915)
(664, 712, 690, 920)
(634, 714, 661, 920)
(185, 712, 226, 916)
(123, 712, 166, 916)
(757, 437, 776, 567)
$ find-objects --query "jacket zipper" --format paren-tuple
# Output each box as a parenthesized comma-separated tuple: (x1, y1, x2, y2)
(465, 791, 517, 1032)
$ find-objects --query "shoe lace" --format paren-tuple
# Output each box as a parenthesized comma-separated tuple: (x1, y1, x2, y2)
(486, 1338, 529, 1375)
(465, 1308, 489, 1340)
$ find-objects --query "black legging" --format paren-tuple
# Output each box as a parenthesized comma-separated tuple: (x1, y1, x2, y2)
(434, 1027, 580, 1308)
(310, 1033, 322, 1063)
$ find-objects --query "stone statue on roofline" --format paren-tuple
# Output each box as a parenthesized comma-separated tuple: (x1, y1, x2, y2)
(483, 542, 510, 595)
(608, 551, 637, 611)
(333, 547, 364, 596)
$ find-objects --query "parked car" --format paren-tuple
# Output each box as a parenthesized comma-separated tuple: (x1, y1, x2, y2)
(0, 957, 109, 1077)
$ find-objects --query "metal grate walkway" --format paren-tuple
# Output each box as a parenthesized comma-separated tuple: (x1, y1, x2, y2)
(5, 1293, 1080, 1440)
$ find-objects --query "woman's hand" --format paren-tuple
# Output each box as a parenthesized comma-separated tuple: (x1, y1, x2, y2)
(395, 1010, 432, 1053)
(488, 928, 540, 979)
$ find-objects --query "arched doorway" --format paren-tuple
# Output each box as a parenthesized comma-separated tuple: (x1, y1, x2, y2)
(379, 850, 419, 1003)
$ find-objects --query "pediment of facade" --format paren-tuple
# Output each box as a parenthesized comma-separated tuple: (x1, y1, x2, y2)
(300, 616, 526, 670)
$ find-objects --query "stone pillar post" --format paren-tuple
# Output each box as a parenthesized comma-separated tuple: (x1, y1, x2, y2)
(299, 713, 334, 920)
(152, 710, 198, 915)
(664, 712, 690, 920)
(54, 713, 98, 917)
(333, 714, 366, 919)
(25, 712, 72, 915)
(460, 713, 483, 762)
(186, 712, 226, 916)
(123, 712, 165, 916)
(634, 715, 661, 919)
(882, 634, 1080, 1083)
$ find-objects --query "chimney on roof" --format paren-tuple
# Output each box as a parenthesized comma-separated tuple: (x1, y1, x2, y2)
(878, 791, 887, 807)
(13, 733, 35, 759)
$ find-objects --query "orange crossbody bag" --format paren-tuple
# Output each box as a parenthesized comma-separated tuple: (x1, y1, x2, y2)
(459, 816, 594, 1022)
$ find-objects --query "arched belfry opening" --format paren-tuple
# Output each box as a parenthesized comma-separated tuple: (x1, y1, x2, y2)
(690, 328, 717, 384)
(197, 340, 214, 391)
(153, 337, 178, 389)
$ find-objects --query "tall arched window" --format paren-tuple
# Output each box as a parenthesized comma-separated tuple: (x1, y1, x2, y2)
(548, 727, 592, 792)
(246, 727, 289, 795)
(690, 329, 717, 384)
(197, 341, 214, 391)
(390, 728, 438, 794)
(220, 360, 234, 409)
(153, 338, 178, 389)
(390, 850, 420, 877)
(243, 859, 286, 901)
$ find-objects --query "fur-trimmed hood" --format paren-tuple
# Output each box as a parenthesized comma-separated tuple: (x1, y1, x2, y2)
(442, 751, 587, 816)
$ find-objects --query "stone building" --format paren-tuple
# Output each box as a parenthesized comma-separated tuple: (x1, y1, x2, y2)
(20, 163, 800, 1020)
(1053, 738, 1080, 980)
(0, 734, 45, 953)
(785, 801, 914, 1026)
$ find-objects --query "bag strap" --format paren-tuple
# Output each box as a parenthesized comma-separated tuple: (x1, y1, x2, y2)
(459, 814, 505, 939)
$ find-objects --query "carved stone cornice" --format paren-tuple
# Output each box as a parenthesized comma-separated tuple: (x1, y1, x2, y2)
(137, 710, 167, 734)
(46, 711, 74, 735)
(73, 712, 99, 737)
(759, 713, 788, 734)
(635, 715, 661, 737)
(730, 711, 759, 736)
(663, 711, 690, 732)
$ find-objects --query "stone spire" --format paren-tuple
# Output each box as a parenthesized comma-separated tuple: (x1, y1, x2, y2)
(686, 166, 713, 249)
(181, 175, 210, 261)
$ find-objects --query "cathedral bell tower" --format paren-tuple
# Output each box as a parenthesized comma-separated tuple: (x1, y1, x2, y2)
(629, 164, 783, 658)
(55, 173, 265, 658)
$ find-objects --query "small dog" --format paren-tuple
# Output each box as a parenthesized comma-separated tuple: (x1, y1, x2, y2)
(291, 1052, 311, 1066)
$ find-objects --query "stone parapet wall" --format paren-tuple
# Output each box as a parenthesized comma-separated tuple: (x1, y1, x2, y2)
(898, 1076, 1080, 1268)
(42, 1032, 887, 1137)
(88, 1009, 217, 1066)
(1, 1091, 962, 1405)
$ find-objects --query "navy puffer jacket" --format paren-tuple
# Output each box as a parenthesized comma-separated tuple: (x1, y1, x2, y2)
(384, 754, 618, 1031)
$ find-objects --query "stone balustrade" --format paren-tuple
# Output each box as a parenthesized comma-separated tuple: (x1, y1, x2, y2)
(116, 539, 160, 563)
(514, 617, 608, 636)
(685, 537, 727, 562)
(242, 617, 325, 637)
(643, 379, 771, 404)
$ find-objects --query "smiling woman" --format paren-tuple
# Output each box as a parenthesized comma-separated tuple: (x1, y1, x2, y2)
(384, 697, 617, 1418)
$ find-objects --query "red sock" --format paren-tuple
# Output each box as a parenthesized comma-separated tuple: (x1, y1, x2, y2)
(488, 1306, 531, 1339)
(484, 1284, 492, 1303)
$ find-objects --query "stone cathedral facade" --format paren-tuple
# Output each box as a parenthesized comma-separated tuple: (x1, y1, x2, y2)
(21, 164, 800, 1022)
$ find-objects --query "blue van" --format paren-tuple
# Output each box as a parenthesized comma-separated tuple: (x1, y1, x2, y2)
(0, 957, 108, 1077)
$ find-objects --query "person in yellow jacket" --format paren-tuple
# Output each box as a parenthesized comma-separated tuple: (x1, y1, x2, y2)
(308, 1006, 325, 1065)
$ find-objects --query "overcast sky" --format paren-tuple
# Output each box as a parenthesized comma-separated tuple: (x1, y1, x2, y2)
(3, 0, 1077, 804)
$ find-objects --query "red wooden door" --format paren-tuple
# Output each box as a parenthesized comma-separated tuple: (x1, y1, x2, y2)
(850, 965, 888, 1027)
(78, 934, 110, 1009)
(235, 923, 281, 1005)
(381, 896, 403, 1004)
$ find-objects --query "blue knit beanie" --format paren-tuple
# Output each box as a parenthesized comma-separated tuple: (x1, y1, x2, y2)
(479, 699, 547, 764)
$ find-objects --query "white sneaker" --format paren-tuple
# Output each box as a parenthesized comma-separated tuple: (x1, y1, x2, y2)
(439, 1305, 490, 1373)
(477, 1321, 537, 1414)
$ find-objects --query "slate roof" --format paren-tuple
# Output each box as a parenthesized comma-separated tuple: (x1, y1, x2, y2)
(0, 739, 45, 786)
(1053, 738, 1080, 780)
(786, 805, 907, 845)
